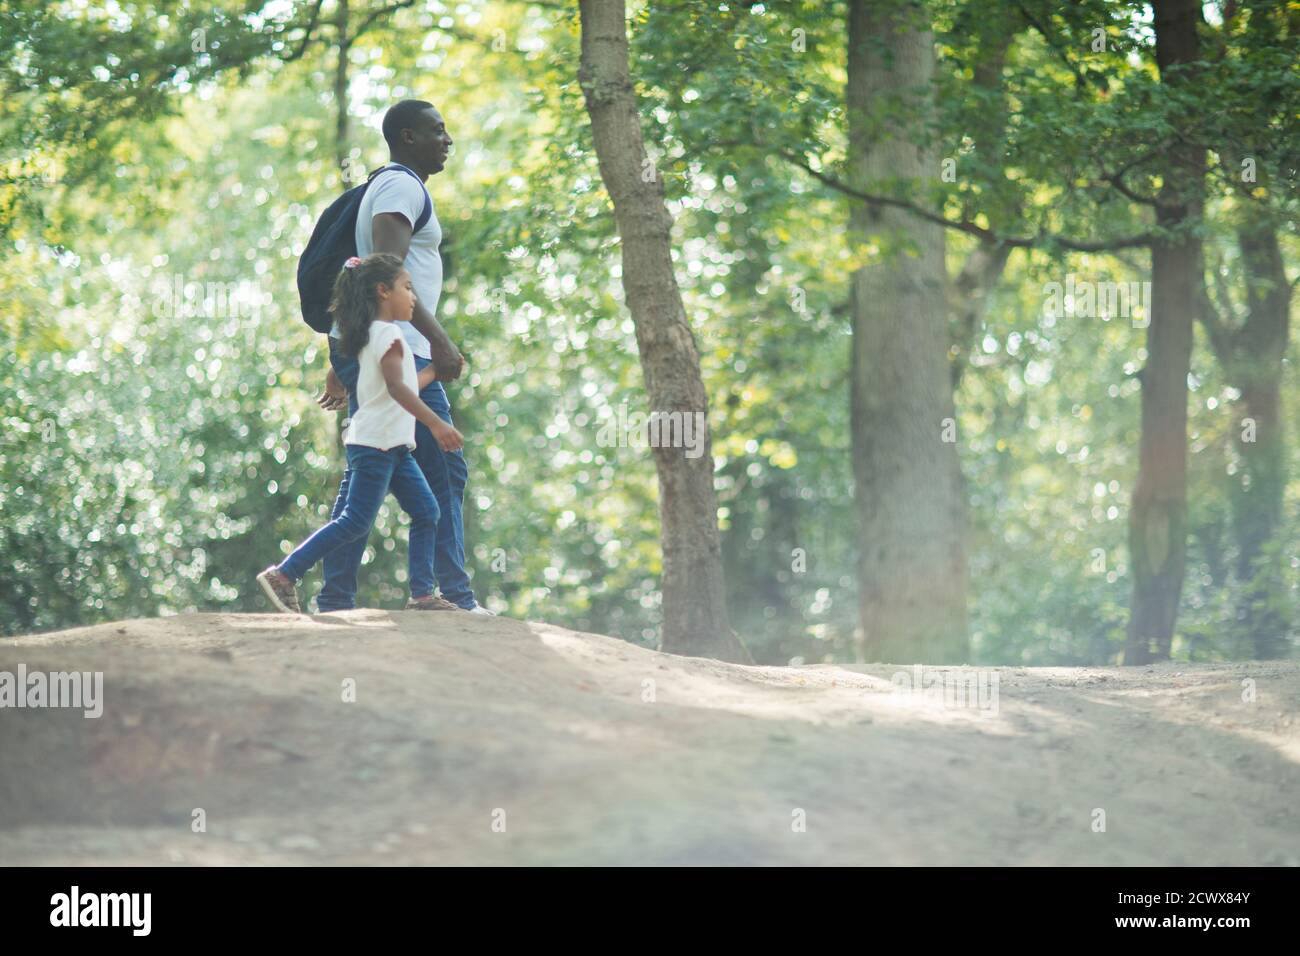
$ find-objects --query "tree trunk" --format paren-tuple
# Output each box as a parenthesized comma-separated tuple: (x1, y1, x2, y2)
(949, 20, 1017, 390)
(1124, 0, 1205, 665)
(334, 0, 351, 182)
(1225, 225, 1290, 658)
(577, 0, 749, 663)
(1196, 6, 1292, 660)
(847, 0, 968, 663)
(950, 239, 1013, 389)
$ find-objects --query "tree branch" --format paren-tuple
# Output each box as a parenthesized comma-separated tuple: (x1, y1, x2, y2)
(1199, 255, 1238, 363)
(280, 0, 327, 63)
(350, 0, 416, 42)
(1102, 167, 1163, 207)
(1013, 0, 1105, 95)
(777, 148, 1154, 252)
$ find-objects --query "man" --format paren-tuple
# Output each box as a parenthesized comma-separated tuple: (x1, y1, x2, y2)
(316, 99, 492, 615)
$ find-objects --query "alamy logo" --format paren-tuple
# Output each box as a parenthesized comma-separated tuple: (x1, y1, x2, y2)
(1042, 273, 1151, 326)
(50, 886, 151, 936)
(151, 273, 265, 319)
(596, 402, 707, 459)
(0, 665, 103, 718)
(889, 664, 1000, 717)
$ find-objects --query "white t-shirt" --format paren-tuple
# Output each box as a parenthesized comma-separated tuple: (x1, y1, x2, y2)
(343, 322, 418, 451)
(330, 165, 443, 360)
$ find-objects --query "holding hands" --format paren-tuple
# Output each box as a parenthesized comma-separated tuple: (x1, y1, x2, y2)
(322, 360, 442, 411)
(320, 339, 463, 455)
(317, 366, 347, 412)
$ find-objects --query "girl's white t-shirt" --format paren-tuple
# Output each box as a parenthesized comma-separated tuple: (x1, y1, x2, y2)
(343, 321, 418, 451)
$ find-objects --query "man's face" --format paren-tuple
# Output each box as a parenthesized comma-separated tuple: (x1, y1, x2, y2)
(403, 107, 453, 175)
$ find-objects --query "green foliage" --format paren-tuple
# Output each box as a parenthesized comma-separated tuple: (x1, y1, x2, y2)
(1, 0, 1296, 665)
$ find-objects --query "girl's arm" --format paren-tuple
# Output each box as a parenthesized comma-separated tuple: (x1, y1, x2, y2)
(416, 363, 437, 389)
(380, 341, 464, 452)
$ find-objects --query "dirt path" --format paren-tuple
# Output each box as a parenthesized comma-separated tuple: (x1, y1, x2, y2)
(2, 611, 1297, 865)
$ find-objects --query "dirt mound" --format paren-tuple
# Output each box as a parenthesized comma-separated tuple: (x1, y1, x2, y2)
(2, 611, 1297, 865)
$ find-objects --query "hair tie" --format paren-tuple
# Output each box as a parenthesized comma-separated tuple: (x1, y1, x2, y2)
(344, 256, 362, 269)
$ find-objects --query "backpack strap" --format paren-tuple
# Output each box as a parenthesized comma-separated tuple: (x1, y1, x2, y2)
(414, 189, 433, 234)
(369, 163, 434, 235)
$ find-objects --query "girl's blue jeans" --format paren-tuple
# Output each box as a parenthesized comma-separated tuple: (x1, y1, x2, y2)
(317, 336, 475, 610)
(278, 443, 438, 599)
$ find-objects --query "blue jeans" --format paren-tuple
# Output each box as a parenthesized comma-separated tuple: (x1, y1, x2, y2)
(317, 337, 475, 610)
(279, 444, 438, 598)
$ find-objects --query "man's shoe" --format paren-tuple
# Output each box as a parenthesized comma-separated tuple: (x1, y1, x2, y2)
(257, 566, 301, 614)
(406, 595, 461, 611)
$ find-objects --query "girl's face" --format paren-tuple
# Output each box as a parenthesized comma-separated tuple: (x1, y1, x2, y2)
(378, 270, 416, 322)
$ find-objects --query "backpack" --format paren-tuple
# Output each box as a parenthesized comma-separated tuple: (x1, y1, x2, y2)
(296, 164, 433, 333)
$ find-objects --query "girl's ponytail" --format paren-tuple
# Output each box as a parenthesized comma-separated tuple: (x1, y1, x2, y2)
(328, 252, 407, 358)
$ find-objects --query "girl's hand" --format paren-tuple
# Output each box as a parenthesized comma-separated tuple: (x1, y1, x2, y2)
(429, 418, 464, 453)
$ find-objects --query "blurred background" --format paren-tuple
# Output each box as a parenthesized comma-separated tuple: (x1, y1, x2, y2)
(1, 0, 1296, 664)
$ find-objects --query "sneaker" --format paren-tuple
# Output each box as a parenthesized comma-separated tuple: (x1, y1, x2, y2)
(257, 566, 301, 614)
(466, 604, 497, 616)
(405, 595, 461, 611)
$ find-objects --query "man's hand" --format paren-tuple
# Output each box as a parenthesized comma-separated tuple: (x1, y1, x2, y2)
(317, 366, 347, 412)
(432, 348, 466, 382)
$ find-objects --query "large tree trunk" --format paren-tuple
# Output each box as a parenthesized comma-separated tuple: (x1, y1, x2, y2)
(1124, 0, 1205, 665)
(847, 0, 968, 664)
(577, 0, 749, 663)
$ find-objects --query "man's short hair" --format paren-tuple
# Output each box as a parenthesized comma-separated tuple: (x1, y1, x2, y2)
(382, 100, 435, 149)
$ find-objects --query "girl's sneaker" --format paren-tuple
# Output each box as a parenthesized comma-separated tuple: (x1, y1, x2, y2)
(405, 594, 460, 611)
(257, 566, 302, 614)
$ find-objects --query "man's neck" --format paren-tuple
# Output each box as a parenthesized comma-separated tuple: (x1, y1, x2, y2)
(388, 155, 429, 182)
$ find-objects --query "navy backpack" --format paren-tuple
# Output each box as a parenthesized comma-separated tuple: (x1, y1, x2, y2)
(296, 164, 432, 333)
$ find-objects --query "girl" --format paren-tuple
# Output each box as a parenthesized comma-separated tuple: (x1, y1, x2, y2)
(257, 253, 464, 614)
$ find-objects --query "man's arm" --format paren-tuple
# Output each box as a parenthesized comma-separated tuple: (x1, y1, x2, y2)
(379, 340, 464, 452)
(371, 212, 465, 381)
